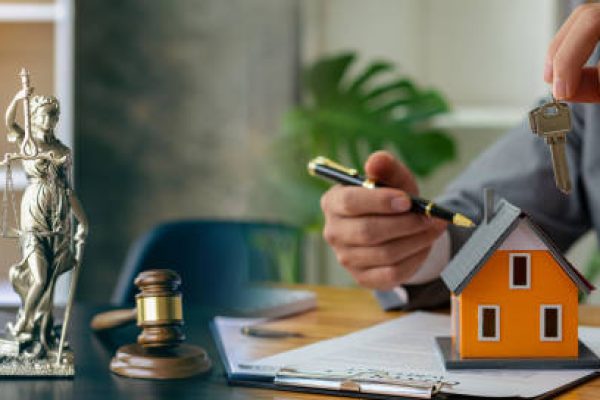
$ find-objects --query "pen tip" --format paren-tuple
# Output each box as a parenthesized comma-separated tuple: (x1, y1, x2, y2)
(453, 214, 476, 228)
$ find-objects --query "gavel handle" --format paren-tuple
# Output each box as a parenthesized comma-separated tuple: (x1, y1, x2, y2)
(90, 308, 137, 332)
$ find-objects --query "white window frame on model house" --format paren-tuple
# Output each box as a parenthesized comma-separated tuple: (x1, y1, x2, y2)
(478, 305, 500, 341)
(509, 253, 531, 289)
(540, 304, 562, 342)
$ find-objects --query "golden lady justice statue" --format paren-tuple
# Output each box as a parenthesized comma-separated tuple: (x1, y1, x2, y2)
(0, 69, 87, 376)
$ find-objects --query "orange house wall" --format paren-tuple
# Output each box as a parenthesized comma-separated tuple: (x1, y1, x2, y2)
(456, 250, 579, 358)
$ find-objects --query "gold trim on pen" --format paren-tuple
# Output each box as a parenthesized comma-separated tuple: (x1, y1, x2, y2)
(308, 156, 359, 176)
(362, 179, 376, 189)
(307, 160, 318, 176)
(424, 202, 434, 218)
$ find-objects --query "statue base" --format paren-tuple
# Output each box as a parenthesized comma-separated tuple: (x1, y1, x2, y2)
(0, 337, 74, 377)
(0, 351, 74, 377)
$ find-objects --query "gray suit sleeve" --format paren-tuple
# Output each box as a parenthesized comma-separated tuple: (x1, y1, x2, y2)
(395, 102, 590, 311)
(439, 103, 590, 254)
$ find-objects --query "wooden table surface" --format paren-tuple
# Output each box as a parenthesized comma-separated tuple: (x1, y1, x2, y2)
(224, 285, 600, 400)
(2, 285, 598, 399)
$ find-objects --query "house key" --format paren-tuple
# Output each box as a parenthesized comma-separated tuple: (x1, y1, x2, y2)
(529, 98, 572, 194)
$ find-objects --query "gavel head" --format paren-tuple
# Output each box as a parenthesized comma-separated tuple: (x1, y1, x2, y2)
(134, 269, 185, 348)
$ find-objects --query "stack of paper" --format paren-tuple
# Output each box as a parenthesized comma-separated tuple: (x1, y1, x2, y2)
(213, 312, 600, 398)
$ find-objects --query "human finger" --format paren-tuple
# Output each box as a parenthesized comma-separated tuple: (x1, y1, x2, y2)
(544, 4, 590, 83)
(552, 6, 600, 99)
(348, 247, 431, 290)
(334, 227, 444, 270)
(565, 66, 600, 102)
(321, 185, 411, 217)
(364, 150, 418, 194)
(323, 213, 431, 247)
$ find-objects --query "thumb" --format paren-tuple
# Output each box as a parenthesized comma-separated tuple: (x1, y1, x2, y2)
(364, 151, 418, 194)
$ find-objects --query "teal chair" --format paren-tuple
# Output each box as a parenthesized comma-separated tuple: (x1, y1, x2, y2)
(111, 220, 303, 307)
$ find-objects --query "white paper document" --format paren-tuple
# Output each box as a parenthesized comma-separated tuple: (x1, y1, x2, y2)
(229, 312, 600, 398)
(212, 316, 276, 377)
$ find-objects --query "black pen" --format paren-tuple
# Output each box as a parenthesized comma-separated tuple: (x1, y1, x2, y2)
(241, 325, 304, 339)
(307, 156, 476, 228)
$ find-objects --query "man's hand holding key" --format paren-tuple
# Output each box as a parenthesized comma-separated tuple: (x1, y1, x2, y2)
(531, 2, 600, 195)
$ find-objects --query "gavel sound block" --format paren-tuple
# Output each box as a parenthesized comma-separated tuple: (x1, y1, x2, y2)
(109, 269, 212, 379)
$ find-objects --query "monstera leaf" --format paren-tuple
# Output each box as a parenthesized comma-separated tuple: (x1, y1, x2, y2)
(266, 52, 456, 230)
(285, 52, 454, 176)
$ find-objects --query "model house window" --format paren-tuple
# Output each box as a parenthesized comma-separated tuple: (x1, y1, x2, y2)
(478, 305, 500, 341)
(540, 305, 562, 341)
(509, 253, 530, 289)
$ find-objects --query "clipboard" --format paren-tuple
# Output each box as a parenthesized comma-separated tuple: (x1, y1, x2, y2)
(210, 314, 600, 399)
(211, 320, 445, 399)
(210, 315, 456, 399)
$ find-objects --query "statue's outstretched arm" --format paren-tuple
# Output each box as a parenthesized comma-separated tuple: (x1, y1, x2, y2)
(5, 89, 27, 142)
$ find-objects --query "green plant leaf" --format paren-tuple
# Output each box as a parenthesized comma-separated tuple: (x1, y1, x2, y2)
(306, 53, 355, 106)
(348, 61, 393, 93)
(362, 79, 417, 102)
(581, 249, 600, 302)
(392, 129, 455, 176)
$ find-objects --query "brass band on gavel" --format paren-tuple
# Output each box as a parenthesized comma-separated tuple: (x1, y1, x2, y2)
(134, 269, 185, 348)
(136, 295, 183, 324)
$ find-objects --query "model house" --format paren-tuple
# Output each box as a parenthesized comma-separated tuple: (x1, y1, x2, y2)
(440, 190, 594, 360)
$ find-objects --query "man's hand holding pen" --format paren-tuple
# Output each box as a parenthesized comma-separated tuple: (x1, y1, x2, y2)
(319, 151, 448, 290)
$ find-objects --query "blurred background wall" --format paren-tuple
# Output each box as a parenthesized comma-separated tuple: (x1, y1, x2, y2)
(0, 0, 595, 303)
(76, 0, 299, 301)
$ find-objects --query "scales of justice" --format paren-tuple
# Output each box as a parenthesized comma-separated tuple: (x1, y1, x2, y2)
(0, 68, 87, 376)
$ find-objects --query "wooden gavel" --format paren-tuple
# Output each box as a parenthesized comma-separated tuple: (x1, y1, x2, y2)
(93, 269, 211, 379)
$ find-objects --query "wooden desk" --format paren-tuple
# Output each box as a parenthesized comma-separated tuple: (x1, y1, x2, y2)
(0, 285, 599, 399)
